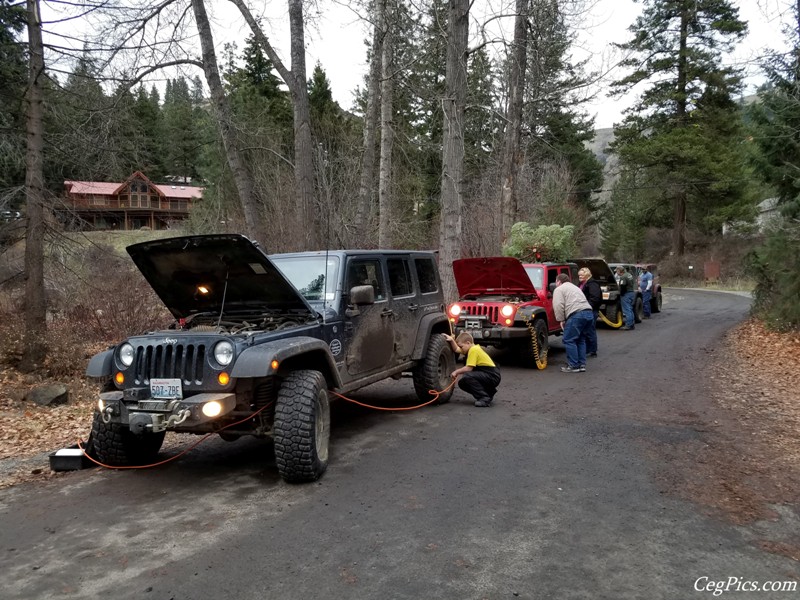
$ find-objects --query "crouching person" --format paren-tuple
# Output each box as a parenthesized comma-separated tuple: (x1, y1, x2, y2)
(443, 332, 501, 407)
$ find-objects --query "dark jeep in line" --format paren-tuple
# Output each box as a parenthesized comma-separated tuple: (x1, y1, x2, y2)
(86, 235, 454, 482)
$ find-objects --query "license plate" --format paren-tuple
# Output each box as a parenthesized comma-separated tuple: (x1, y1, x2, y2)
(150, 378, 183, 399)
(465, 319, 481, 329)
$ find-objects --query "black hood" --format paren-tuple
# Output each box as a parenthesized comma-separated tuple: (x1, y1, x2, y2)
(127, 234, 316, 320)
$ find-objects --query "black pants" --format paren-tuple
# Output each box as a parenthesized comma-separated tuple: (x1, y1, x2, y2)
(458, 367, 501, 403)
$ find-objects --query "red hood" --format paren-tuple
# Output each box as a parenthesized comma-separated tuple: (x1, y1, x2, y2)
(452, 257, 538, 297)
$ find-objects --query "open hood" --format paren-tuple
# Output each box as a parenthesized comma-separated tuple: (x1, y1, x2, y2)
(127, 234, 316, 320)
(452, 257, 538, 297)
(571, 258, 617, 287)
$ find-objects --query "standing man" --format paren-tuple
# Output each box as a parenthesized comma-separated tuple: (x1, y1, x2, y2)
(578, 267, 601, 357)
(615, 265, 636, 330)
(639, 265, 653, 319)
(552, 273, 594, 373)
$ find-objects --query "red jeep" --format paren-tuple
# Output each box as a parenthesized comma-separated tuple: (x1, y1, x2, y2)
(448, 257, 577, 369)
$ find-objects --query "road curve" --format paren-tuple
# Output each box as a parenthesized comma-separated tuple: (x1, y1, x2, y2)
(1, 289, 797, 599)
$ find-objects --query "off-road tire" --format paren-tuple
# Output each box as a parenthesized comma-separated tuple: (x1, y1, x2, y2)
(652, 291, 663, 313)
(90, 412, 165, 466)
(520, 318, 549, 370)
(604, 301, 622, 328)
(634, 296, 644, 323)
(273, 370, 331, 483)
(412, 334, 455, 404)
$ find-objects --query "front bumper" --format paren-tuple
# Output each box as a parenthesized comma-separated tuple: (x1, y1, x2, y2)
(453, 321, 530, 344)
(97, 390, 236, 434)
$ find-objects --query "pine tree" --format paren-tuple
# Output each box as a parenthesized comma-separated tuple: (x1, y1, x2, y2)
(610, 0, 749, 255)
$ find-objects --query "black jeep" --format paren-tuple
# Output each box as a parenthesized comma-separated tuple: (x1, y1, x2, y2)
(86, 235, 454, 482)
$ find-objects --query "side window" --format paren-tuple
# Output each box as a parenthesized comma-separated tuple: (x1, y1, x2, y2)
(415, 258, 438, 294)
(547, 268, 559, 289)
(347, 259, 386, 301)
(388, 258, 414, 297)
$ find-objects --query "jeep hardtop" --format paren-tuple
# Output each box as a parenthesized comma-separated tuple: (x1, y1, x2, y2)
(447, 257, 577, 368)
(86, 234, 454, 482)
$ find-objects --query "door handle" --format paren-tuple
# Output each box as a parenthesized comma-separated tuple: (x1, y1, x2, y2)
(408, 304, 419, 312)
(381, 309, 394, 318)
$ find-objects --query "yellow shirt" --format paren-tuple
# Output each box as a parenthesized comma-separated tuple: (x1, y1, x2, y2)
(466, 344, 496, 368)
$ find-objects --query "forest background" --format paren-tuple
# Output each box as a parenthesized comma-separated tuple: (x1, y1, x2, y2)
(1, 0, 799, 378)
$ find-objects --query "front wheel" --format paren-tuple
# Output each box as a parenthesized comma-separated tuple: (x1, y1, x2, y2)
(273, 370, 331, 483)
(90, 413, 165, 466)
(520, 318, 549, 370)
(601, 301, 623, 328)
(412, 334, 456, 404)
(634, 296, 644, 323)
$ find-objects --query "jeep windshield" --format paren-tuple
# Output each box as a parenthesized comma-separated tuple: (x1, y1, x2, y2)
(270, 255, 341, 303)
(524, 266, 544, 291)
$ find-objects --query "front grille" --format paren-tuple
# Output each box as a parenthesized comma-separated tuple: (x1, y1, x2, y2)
(133, 343, 206, 385)
(461, 304, 499, 323)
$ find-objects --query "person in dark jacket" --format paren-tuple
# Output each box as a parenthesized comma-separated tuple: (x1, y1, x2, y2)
(578, 267, 601, 357)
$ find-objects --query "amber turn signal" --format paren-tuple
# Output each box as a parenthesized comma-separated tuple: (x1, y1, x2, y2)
(115, 372, 124, 384)
(218, 372, 230, 385)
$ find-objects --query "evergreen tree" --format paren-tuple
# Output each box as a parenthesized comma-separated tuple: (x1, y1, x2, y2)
(0, 2, 27, 198)
(162, 77, 201, 182)
(521, 0, 602, 215)
(748, 3, 800, 220)
(610, 0, 750, 255)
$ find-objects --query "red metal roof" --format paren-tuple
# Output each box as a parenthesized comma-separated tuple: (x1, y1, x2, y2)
(65, 178, 203, 199)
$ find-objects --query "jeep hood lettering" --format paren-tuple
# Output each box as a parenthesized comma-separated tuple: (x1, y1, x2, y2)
(127, 234, 317, 319)
(452, 257, 538, 297)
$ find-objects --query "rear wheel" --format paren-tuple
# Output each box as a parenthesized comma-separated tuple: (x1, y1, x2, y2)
(520, 318, 548, 370)
(273, 370, 330, 483)
(90, 413, 165, 466)
(652, 291, 663, 313)
(412, 334, 455, 404)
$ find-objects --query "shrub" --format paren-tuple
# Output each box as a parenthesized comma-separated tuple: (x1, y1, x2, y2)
(747, 221, 800, 331)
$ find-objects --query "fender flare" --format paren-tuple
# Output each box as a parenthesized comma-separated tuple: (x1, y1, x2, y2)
(515, 305, 547, 324)
(411, 313, 450, 360)
(86, 349, 114, 378)
(231, 337, 342, 387)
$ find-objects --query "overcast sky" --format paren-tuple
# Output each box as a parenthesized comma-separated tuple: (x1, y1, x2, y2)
(243, 0, 791, 129)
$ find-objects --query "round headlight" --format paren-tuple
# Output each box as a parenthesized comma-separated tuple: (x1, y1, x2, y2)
(214, 341, 234, 366)
(119, 343, 135, 367)
(449, 303, 462, 317)
(500, 304, 515, 318)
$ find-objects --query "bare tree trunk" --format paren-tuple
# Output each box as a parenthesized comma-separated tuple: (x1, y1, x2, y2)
(192, 0, 265, 242)
(288, 0, 319, 249)
(19, 0, 47, 373)
(228, 0, 319, 249)
(499, 0, 529, 247)
(438, 0, 469, 302)
(377, 0, 394, 249)
(355, 0, 385, 243)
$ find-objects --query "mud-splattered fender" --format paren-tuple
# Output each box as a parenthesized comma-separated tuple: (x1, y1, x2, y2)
(411, 313, 450, 360)
(231, 337, 342, 387)
(86, 349, 114, 377)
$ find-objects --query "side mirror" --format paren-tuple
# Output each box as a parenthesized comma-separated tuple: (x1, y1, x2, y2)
(346, 285, 375, 317)
(548, 282, 557, 293)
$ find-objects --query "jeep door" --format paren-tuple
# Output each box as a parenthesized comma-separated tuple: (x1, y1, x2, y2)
(343, 258, 395, 376)
(386, 256, 418, 361)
